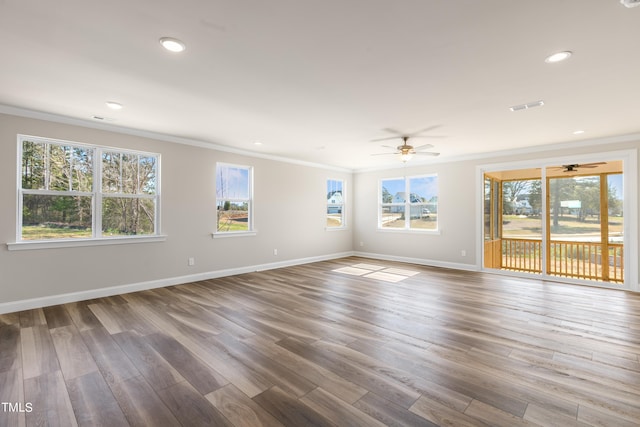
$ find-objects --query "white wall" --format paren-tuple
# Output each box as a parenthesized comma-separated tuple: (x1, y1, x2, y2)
(0, 113, 353, 310)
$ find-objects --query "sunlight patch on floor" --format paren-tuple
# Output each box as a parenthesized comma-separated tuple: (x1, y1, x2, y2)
(332, 263, 419, 283)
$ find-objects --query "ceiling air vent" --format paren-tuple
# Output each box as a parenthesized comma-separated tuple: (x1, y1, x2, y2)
(621, 0, 640, 8)
(509, 100, 544, 112)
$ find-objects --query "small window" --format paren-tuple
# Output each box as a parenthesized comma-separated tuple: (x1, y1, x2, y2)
(18, 136, 160, 241)
(379, 174, 438, 231)
(216, 163, 253, 233)
(326, 179, 345, 228)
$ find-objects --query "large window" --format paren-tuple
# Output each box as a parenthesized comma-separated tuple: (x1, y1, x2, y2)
(326, 179, 345, 228)
(379, 174, 438, 231)
(19, 135, 159, 241)
(216, 163, 253, 233)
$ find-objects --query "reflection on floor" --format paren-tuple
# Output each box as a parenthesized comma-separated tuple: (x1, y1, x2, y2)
(332, 262, 420, 283)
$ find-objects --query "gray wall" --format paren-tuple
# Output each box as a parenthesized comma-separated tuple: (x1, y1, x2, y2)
(0, 113, 352, 307)
(353, 141, 639, 291)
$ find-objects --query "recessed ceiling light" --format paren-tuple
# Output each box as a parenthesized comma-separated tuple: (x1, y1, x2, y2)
(545, 51, 572, 63)
(159, 37, 186, 53)
(573, 130, 585, 135)
(253, 141, 263, 146)
(105, 101, 123, 110)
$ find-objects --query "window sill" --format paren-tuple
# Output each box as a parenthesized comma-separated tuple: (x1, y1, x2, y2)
(377, 228, 441, 235)
(325, 226, 348, 232)
(6, 235, 167, 251)
(212, 231, 257, 239)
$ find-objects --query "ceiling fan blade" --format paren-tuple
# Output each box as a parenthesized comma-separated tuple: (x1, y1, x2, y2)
(407, 125, 441, 137)
(413, 143, 434, 151)
(380, 145, 398, 150)
(381, 127, 405, 136)
(578, 162, 607, 168)
(410, 135, 447, 139)
(371, 152, 397, 156)
(414, 152, 440, 157)
(370, 136, 402, 142)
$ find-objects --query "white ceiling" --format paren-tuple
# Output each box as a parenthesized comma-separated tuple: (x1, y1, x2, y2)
(1, 1, 639, 170)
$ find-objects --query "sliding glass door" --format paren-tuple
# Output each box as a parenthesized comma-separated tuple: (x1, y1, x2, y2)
(483, 161, 624, 285)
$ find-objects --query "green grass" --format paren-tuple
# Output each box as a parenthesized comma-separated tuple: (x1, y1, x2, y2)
(22, 225, 91, 240)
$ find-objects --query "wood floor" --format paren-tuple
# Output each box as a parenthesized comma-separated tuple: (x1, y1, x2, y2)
(1, 256, 640, 426)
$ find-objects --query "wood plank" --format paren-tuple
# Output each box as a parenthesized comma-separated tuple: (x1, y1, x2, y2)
(252, 386, 334, 427)
(205, 384, 285, 427)
(108, 375, 180, 426)
(0, 324, 21, 373)
(64, 301, 102, 332)
(66, 371, 129, 427)
(243, 334, 367, 404)
(144, 332, 226, 395)
(278, 337, 421, 409)
(19, 309, 46, 328)
(50, 325, 98, 380)
(300, 387, 387, 427)
(353, 392, 438, 427)
(0, 369, 26, 427)
(24, 370, 77, 427)
(43, 305, 72, 329)
(80, 326, 139, 386)
(21, 325, 59, 379)
(156, 380, 234, 427)
(111, 330, 185, 391)
(410, 394, 490, 427)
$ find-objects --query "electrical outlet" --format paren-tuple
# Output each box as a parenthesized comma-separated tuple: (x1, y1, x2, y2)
(461, 250, 466, 257)
(188, 257, 195, 266)
(273, 249, 278, 256)
(360, 241, 364, 247)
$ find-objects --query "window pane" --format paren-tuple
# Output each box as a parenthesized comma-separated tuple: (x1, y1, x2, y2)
(381, 205, 405, 228)
(102, 197, 155, 236)
(22, 140, 46, 190)
(381, 178, 403, 203)
(22, 194, 92, 240)
(217, 165, 250, 199)
(121, 153, 139, 194)
(327, 206, 343, 227)
(217, 200, 249, 231)
(608, 174, 623, 243)
(327, 179, 344, 227)
(48, 145, 71, 191)
(140, 156, 157, 195)
(102, 152, 120, 193)
(102, 152, 149, 194)
(71, 147, 93, 192)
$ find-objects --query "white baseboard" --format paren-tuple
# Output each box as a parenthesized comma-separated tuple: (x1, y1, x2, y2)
(353, 251, 479, 272)
(0, 251, 355, 315)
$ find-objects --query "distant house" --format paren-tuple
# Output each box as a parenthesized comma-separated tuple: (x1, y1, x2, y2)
(514, 199, 533, 215)
(327, 191, 343, 204)
(327, 191, 343, 213)
(392, 192, 422, 203)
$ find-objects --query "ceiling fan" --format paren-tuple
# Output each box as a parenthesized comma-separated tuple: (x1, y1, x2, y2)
(550, 162, 607, 172)
(371, 126, 442, 162)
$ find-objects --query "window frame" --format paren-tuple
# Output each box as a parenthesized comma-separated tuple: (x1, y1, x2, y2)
(214, 162, 254, 237)
(326, 178, 346, 230)
(378, 173, 439, 233)
(13, 135, 162, 247)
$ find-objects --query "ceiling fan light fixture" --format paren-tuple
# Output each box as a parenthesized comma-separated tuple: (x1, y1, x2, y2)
(400, 152, 413, 162)
(159, 37, 186, 53)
